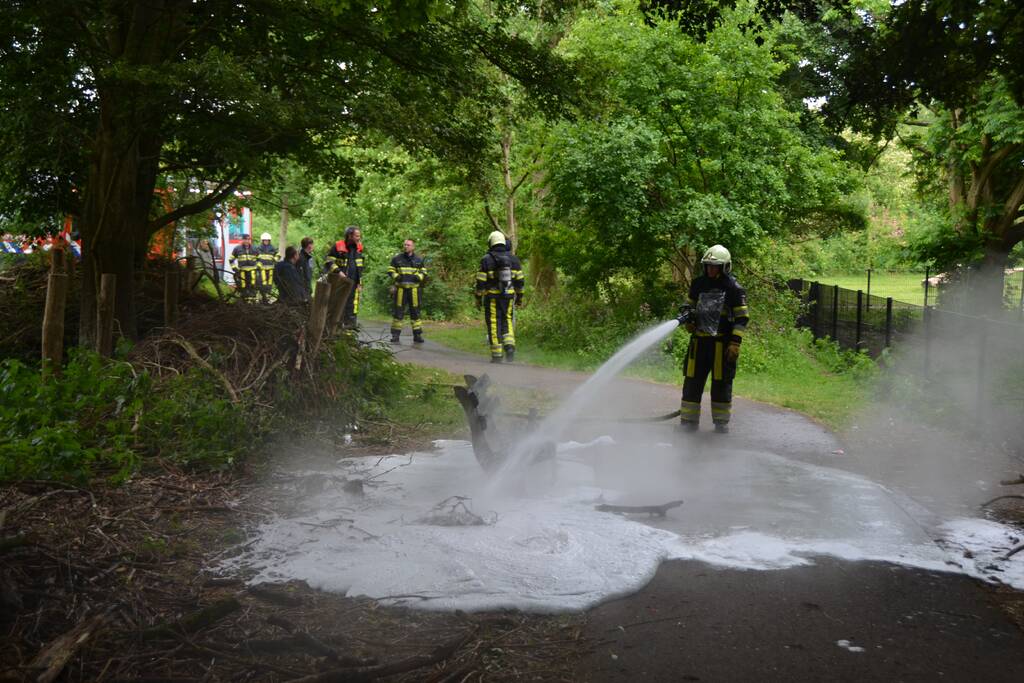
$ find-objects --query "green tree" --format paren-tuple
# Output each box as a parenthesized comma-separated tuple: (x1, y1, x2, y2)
(544, 2, 863, 300)
(820, 0, 1024, 309)
(0, 0, 573, 342)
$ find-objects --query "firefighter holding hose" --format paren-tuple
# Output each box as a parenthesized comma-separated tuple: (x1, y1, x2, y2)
(324, 226, 365, 327)
(678, 245, 749, 433)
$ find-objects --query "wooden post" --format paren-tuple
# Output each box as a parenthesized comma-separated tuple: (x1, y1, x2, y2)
(164, 267, 179, 327)
(306, 279, 333, 356)
(41, 249, 69, 375)
(325, 272, 355, 335)
(96, 274, 117, 357)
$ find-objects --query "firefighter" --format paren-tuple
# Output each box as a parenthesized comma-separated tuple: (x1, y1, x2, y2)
(679, 244, 749, 434)
(229, 233, 259, 302)
(324, 226, 365, 327)
(254, 232, 278, 303)
(475, 231, 524, 362)
(388, 238, 427, 344)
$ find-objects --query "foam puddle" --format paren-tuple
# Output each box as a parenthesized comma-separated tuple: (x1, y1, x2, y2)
(220, 440, 1024, 612)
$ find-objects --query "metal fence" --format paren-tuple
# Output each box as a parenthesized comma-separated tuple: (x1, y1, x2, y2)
(788, 278, 1024, 433)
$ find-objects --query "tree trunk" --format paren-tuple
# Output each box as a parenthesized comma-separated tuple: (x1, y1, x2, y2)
(279, 193, 289, 252)
(528, 243, 557, 297)
(501, 132, 517, 250)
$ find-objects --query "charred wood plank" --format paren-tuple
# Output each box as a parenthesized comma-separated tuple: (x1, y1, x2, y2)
(595, 500, 685, 518)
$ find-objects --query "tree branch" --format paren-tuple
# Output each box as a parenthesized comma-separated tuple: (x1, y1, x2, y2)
(149, 175, 244, 232)
(482, 201, 501, 232)
(998, 173, 1024, 241)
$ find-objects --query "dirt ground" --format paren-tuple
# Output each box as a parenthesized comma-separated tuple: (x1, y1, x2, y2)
(3, 335, 1023, 682)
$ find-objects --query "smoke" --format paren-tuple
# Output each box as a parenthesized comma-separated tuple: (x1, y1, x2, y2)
(839, 279, 1024, 517)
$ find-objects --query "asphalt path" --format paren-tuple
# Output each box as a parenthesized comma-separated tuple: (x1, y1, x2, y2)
(374, 327, 1024, 682)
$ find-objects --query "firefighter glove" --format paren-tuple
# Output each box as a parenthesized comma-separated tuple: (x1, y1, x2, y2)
(726, 341, 741, 363)
(388, 285, 397, 296)
(685, 322, 696, 334)
(475, 296, 482, 310)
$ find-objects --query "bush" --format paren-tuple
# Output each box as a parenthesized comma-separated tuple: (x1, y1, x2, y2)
(0, 351, 142, 482)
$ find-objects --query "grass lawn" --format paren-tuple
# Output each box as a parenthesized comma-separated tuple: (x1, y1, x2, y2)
(811, 272, 929, 306)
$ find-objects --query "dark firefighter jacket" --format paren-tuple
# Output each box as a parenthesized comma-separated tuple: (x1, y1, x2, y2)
(229, 243, 258, 270)
(687, 273, 749, 345)
(255, 243, 277, 271)
(387, 252, 426, 288)
(325, 240, 364, 284)
(475, 244, 525, 301)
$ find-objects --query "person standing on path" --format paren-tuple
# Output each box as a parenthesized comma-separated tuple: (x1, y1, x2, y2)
(679, 244, 749, 433)
(388, 238, 427, 344)
(229, 233, 259, 302)
(475, 231, 524, 363)
(324, 226, 365, 327)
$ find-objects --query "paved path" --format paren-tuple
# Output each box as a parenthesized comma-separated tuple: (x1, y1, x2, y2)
(375, 328, 1024, 682)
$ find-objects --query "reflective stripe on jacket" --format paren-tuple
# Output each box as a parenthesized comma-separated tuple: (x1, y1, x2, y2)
(388, 252, 426, 287)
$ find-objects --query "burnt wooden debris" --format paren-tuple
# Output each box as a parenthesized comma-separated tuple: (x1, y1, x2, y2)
(453, 374, 553, 473)
(594, 500, 685, 518)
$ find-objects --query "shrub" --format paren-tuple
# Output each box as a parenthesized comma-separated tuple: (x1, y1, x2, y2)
(0, 351, 142, 482)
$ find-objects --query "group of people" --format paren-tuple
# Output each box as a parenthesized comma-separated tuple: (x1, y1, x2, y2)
(226, 227, 746, 432)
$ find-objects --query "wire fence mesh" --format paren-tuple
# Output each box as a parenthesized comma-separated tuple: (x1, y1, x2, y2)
(788, 277, 1024, 434)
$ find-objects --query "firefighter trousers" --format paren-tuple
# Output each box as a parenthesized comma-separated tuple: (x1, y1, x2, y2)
(680, 336, 736, 425)
(236, 269, 258, 301)
(391, 287, 422, 337)
(343, 286, 360, 326)
(482, 295, 515, 360)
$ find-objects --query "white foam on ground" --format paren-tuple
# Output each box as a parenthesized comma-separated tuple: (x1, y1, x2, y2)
(221, 440, 1024, 612)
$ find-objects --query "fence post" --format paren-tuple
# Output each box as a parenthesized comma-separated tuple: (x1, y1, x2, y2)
(884, 297, 893, 350)
(924, 266, 930, 308)
(96, 274, 117, 357)
(855, 289, 863, 350)
(809, 281, 821, 339)
(831, 284, 839, 340)
(306, 279, 333, 357)
(923, 305, 931, 379)
(976, 321, 987, 425)
(866, 268, 872, 312)
(1019, 269, 1023, 322)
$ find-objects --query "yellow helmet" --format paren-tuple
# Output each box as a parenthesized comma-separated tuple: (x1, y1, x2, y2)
(488, 231, 507, 247)
(701, 244, 731, 274)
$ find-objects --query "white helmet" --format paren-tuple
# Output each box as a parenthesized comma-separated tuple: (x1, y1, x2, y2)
(488, 231, 506, 247)
(260, 232, 272, 241)
(701, 244, 731, 275)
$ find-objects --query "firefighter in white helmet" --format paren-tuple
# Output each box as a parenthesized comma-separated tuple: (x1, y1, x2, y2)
(475, 231, 525, 362)
(679, 244, 749, 433)
(254, 232, 278, 303)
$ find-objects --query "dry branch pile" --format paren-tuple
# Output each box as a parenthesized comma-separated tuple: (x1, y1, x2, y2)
(129, 301, 308, 406)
